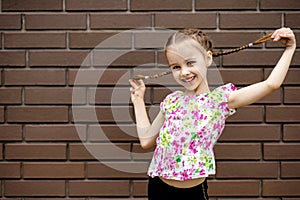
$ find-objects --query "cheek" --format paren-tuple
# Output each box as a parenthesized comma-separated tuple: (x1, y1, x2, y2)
(193, 65, 207, 77)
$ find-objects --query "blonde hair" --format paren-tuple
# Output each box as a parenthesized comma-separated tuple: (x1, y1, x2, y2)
(132, 29, 273, 80)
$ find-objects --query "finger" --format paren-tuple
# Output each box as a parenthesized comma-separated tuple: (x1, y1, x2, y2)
(136, 79, 145, 87)
(129, 79, 139, 89)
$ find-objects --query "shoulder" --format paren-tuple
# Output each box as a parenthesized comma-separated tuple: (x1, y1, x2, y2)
(160, 91, 183, 112)
(163, 91, 183, 102)
(213, 83, 237, 96)
(206, 83, 237, 104)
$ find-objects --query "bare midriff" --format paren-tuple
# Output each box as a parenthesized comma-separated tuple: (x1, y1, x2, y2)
(159, 176, 206, 188)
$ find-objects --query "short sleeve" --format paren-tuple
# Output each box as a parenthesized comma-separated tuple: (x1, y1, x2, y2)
(212, 83, 237, 117)
(160, 91, 181, 115)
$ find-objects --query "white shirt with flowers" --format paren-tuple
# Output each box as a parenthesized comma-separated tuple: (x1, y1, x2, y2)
(148, 83, 237, 181)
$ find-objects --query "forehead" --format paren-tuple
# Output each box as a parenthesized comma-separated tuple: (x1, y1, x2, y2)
(166, 39, 206, 63)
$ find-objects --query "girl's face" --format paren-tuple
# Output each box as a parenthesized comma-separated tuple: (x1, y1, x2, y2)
(166, 39, 212, 95)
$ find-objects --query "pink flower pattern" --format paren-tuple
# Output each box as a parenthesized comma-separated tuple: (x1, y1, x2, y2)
(148, 83, 237, 181)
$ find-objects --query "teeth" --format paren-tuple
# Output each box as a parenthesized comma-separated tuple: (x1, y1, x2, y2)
(182, 76, 195, 83)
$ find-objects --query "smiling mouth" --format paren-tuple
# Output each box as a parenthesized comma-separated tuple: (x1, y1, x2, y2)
(181, 76, 195, 83)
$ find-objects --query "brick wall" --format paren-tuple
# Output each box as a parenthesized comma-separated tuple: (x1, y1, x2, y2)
(0, 0, 300, 199)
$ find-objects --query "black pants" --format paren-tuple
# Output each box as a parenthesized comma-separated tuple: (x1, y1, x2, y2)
(148, 177, 209, 200)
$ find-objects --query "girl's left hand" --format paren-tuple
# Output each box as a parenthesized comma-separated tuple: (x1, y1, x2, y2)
(271, 27, 296, 48)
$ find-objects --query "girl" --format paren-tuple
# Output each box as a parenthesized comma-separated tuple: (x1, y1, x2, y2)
(129, 27, 296, 199)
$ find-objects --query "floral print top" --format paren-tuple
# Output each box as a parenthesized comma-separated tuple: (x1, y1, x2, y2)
(148, 83, 237, 181)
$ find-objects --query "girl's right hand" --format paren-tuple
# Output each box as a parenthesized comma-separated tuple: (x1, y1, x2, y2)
(129, 79, 146, 103)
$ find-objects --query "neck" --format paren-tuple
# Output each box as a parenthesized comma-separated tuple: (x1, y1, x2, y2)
(184, 80, 210, 96)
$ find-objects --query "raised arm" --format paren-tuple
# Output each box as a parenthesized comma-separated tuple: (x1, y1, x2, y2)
(228, 27, 296, 109)
(129, 79, 165, 149)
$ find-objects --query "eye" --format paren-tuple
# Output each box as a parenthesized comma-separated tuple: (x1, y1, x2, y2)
(171, 65, 181, 70)
(187, 61, 196, 66)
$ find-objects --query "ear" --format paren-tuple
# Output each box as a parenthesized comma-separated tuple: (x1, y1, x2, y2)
(206, 51, 213, 67)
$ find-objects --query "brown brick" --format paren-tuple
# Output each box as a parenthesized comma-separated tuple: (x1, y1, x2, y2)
(220, 124, 281, 142)
(131, 0, 192, 11)
(88, 124, 137, 142)
(207, 31, 263, 48)
(219, 195, 274, 200)
(217, 69, 263, 85)
(152, 87, 178, 104)
(264, 143, 300, 160)
(0, 88, 22, 104)
(285, 13, 300, 28)
(282, 198, 300, 200)
(155, 13, 217, 29)
(90, 13, 151, 29)
(132, 180, 148, 196)
(0, 107, 4, 123)
(134, 30, 175, 49)
(93, 50, 155, 67)
(196, 0, 257, 10)
(208, 180, 260, 196)
(89, 88, 148, 105)
(0, 51, 25, 67)
(4, 69, 66, 86)
(23, 162, 84, 178)
(25, 14, 87, 30)
(0, 144, 3, 160)
(284, 87, 300, 104)
(7, 106, 68, 123)
(2, 0, 62, 11)
(29, 50, 90, 67)
(69, 32, 131, 49)
(0, 162, 21, 178)
(24, 199, 84, 200)
(5, 143, 67, 160)
(0, 125, 22, 141)
(291, 50, 300, 66)
(69, 69, 130, 86)
(66, 0, 127, 11)
(263, 180, 300, 196)
(220, 13, 281, 29)
(4, 33, 66, 49)
(281, 162, 300, 178)
(215, 143, 261, 160)
(284, 125, 300, 141)
(71, 106, 133, 123)
(223, 50, 283, 66)
(25, 125, 86, 141)
(69, 143, 131, 160)
(132, 143, 154, 160)
(227, 106, 264, 123)
(5, 180, 65, 196)
(25, 87, 86, 105)
(0, 14, 21, 30)
(266, 106, 300, 122)
(87, 162, 147, 178)
(216, 161, 278, 178)
(261, 0, 300, 10)
(69, 180, 130, 196)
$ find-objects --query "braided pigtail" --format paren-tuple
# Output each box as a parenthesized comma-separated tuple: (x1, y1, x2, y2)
(131, 70, 172, 80)
(212, 32, 273, 57)
(131, 31, 273, 80)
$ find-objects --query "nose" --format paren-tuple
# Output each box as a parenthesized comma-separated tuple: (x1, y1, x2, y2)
(181, 66, 190, 76)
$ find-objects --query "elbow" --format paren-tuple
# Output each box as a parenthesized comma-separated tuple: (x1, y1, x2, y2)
(265, 80, 281, 91)
(140, 140, 155, 150)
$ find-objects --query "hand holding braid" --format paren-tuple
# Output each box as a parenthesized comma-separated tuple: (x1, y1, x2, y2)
(131, 30, 274, 80)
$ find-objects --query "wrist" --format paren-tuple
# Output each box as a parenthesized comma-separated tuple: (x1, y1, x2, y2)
(132, 98, 145, 105)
